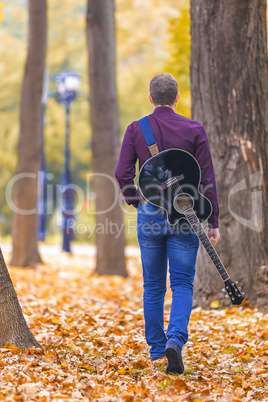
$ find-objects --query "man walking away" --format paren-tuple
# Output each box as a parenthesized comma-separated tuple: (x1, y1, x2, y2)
(115, 73, 220, 373)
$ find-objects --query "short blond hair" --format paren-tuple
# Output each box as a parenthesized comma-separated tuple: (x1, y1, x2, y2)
(149, 73, 178, 106)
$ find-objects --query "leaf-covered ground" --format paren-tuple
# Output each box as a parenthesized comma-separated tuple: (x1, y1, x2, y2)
(0, 250, 267, 401)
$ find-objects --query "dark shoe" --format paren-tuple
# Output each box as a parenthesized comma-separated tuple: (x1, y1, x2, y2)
(165, 345, 184, 374)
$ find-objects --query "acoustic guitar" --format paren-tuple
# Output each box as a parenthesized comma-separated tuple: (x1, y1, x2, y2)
(138, 148, 244, 306)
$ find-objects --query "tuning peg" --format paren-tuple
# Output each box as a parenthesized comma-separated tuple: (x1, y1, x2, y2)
(241, 292, 245, 296)
(222, 288, 226, 292)
(225, 295, 229, 299)
(227, 300, 232, 304)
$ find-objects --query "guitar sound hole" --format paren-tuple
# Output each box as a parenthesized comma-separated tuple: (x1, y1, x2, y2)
(174, 194, 193, 213)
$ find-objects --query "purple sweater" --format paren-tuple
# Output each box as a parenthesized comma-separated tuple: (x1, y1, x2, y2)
(115, 106, 219, 228)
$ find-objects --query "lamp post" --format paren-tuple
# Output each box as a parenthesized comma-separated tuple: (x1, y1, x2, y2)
(52, 71, 81, 253)
(38, 69, 49, 241)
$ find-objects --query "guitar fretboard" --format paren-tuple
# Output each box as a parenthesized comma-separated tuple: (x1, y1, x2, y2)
(184, 209, 229, 282)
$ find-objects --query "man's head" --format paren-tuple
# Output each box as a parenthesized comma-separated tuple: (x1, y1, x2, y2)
(149, 73, 179, 107)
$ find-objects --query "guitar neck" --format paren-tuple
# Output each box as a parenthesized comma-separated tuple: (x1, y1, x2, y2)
(184, 209, 230, 282)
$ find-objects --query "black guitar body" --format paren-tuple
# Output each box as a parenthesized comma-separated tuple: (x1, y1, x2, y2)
(138, 149, 212, 225)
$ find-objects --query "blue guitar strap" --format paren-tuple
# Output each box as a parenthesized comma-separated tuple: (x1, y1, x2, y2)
(139, 116, 159, 156)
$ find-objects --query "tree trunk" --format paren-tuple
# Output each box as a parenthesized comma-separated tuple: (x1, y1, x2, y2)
(191, 0, 268, 310)
(0, 249, 41, 349)
(11, 0, 47, 267)
(86, 0, 127, 276)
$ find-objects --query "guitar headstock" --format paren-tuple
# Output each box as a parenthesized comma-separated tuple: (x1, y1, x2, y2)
(223, 279, 244, 305)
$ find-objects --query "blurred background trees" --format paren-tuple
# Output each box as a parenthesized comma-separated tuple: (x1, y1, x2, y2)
(86, 0, 126, 276)
(0, 0, 183, 244)
(0, 0, 267, 309)
(10, 0, 47, 267)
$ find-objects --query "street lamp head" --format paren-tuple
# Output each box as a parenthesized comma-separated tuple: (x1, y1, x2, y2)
(65, 75, 81, 91)
(52, 71, 81, 105)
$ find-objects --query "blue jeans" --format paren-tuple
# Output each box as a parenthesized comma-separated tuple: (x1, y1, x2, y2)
(137, 203, 199, 360)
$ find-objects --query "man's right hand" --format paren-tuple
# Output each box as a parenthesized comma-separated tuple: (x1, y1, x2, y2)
(208, 228, 220, 246)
